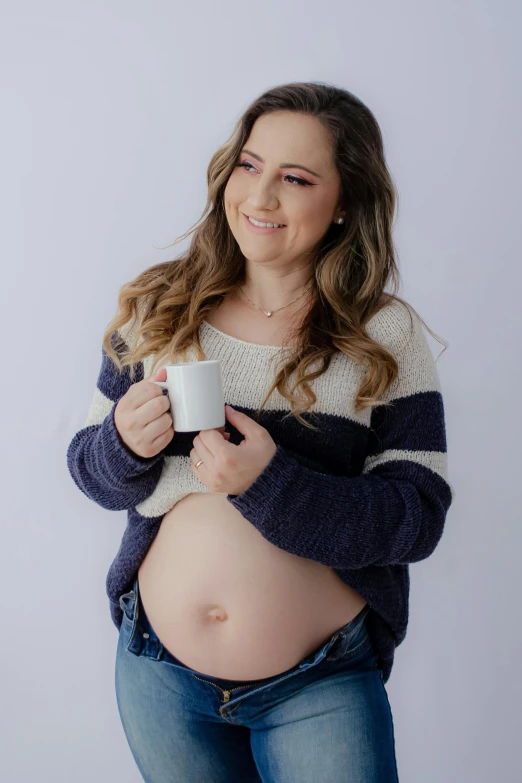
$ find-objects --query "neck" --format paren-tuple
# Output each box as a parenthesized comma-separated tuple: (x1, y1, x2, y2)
(239, 272, 315, 312)
(239, 282, 313, 313)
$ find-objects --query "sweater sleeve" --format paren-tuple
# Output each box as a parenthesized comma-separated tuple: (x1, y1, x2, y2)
(66, 330, 165, 511)
(226, 309, 454, 569)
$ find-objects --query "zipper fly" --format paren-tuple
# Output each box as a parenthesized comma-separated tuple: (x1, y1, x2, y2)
(191, 631, 341, 704)
(192, 674, 268, 703)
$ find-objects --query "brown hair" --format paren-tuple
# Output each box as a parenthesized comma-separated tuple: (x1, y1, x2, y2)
(102, 81, 447, 430)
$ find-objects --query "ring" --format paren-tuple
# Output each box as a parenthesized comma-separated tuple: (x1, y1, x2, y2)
(195, 459, 203, 469)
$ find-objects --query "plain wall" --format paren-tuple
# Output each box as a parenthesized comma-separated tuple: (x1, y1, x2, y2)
(1, 1, 520, 780)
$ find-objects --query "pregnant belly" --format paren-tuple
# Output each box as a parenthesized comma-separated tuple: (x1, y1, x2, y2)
(137, 492, 367, 681)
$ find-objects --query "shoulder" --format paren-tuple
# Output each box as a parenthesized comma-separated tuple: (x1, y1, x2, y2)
(365, 298, 419, 357)
(366, 298, 442, 398)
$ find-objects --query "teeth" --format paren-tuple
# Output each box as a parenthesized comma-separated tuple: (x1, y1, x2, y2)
(248, 216, 283, 228)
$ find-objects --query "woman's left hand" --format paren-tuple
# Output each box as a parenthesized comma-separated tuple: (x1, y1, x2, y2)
(190, 404, 277, 495)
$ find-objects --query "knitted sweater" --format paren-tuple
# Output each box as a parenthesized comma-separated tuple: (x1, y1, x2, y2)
(66, 301, 453, 683)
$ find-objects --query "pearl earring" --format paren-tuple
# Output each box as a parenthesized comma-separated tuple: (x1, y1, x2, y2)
(336, 217, 344, 224)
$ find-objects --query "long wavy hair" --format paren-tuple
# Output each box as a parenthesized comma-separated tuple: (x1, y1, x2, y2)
(102, 81, 447, 430)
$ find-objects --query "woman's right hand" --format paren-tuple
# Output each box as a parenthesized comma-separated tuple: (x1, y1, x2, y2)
(114, 367, 229, 459)
(114, 368, 174, 458)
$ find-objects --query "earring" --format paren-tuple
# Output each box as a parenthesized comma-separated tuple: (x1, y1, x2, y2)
(335, 217, 344, 224)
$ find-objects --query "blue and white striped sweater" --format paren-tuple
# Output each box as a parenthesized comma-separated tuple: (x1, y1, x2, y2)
(66, 300, 453, 683)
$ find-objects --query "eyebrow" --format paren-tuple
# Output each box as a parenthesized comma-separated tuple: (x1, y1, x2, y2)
(240, 149, 322, 179)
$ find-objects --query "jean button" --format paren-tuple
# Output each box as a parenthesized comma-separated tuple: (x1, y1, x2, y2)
(143, 633, 149, 639)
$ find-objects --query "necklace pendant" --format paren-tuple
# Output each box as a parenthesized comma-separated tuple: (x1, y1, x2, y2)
(264, 311, 272, 317)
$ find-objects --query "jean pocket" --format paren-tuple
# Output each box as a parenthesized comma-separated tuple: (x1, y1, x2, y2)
(119, 589, 137, 628)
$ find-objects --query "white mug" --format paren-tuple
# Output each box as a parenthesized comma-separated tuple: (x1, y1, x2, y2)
(152, 360, 226, 432)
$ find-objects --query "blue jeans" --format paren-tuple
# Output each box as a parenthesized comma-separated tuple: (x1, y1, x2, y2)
(115, 577, 399, 782)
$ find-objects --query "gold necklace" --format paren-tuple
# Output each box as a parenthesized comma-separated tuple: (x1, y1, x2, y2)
(238, 281, 313, 317)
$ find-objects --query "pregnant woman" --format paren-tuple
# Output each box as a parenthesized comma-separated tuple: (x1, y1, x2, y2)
(66, 81, 453, 782)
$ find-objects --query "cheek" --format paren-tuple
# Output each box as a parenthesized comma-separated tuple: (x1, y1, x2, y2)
(224, 173, 242, 207)
(223, 183, 237, 226)
(291, 208, 329, 241)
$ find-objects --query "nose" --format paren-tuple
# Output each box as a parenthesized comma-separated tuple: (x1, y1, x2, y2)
(247, 176, 279, 211)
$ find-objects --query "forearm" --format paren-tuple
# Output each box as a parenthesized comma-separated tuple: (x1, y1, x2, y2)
(227, 444, 452, 568)
(66, 403, 164, 510)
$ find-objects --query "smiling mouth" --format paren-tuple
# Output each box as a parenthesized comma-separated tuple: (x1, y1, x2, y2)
(243, 213, 286, 227)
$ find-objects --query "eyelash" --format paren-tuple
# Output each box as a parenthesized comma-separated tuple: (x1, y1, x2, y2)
(237, 161, 311, 187)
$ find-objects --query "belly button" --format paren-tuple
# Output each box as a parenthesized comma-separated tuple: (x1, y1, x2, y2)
(207, 606, 228, 621)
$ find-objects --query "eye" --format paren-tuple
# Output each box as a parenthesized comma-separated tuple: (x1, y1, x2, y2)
(237, 161, 311, 187)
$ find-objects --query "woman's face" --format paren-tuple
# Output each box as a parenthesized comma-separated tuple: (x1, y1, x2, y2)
(224, 111, 344, 268)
